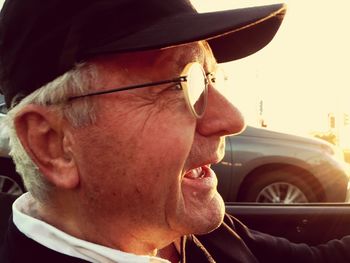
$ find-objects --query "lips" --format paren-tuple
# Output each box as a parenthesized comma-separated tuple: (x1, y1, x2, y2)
(184, 166, 206, 179)
(182, 165, 217, 192)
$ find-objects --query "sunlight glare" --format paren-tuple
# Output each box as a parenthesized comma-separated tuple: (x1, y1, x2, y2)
(192, 0, 350, 146)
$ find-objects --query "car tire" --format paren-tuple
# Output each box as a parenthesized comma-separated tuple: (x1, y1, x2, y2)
(0, 157, 25, 195)
(0, 175, 23, 195)
(238, 167, 319, 204)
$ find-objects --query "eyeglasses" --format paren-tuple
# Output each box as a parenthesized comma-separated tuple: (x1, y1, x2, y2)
(68, 62, 227, 119)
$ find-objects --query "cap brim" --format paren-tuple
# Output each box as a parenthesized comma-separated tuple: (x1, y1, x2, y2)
(84, 3, 286, 63)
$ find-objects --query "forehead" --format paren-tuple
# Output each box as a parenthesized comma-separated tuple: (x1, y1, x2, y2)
(92, 41, 216, 74)
(154, 41, 215, 71)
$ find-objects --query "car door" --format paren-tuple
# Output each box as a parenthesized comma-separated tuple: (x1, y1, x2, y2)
(226, 204, 350, 245)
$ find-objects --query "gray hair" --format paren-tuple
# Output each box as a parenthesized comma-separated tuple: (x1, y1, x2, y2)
(5, 62, 99, 202)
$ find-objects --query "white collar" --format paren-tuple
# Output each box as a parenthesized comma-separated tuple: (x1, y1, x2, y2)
(12, 193, 170, 263)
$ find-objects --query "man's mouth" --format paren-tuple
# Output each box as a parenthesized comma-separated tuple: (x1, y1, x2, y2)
(183, 165, 213, 180)
(184, 166, 206, 179)
(182, 165, 218, 195)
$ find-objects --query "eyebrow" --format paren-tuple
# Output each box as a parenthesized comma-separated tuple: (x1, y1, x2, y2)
(201, 41, 218, 70)
(170, 43, 208, 74)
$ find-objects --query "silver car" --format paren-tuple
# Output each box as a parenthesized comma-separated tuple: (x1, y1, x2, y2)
(214, 126, 350, 204)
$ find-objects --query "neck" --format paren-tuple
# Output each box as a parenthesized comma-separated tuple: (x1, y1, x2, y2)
(37, 195, 183, 258)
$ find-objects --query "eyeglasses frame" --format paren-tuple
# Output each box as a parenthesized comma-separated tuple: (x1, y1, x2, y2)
(68, 62, 216, 119)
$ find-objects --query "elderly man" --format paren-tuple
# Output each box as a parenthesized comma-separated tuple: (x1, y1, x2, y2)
(0, 0, 287, 262)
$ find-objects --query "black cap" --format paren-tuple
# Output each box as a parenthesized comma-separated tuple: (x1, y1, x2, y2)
(0, 0, 286, 108)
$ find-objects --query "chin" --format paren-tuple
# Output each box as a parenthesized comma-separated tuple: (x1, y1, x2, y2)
(199, 193, 225, 234)
(185, 192, 226, 236)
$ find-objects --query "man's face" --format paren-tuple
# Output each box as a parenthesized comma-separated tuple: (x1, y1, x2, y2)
(70, 42, 245, 249)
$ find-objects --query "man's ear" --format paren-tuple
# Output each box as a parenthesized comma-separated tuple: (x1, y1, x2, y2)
(14, 105, 79, 189)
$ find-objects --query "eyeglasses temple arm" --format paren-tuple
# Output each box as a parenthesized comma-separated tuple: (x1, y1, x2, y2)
(68, 76, 188, 101)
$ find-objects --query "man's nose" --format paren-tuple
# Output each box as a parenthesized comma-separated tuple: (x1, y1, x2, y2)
(196, 86, 245, 137)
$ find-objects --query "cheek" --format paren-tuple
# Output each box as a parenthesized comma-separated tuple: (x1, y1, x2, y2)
(126, 116, 196, 201)
(135, 124, 194, 180)
(130, 105, 196, 167)
(74, 111, 196, 200)
(73, 94, 197, 190)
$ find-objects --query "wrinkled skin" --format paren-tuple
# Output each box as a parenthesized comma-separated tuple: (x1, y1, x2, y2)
(15, 41, 245, 256)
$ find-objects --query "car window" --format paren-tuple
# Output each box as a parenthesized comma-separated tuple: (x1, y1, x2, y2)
(193, 0, 350, 205)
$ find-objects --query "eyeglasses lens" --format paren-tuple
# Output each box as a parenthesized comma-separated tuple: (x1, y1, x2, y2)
(187, 63, 207, 117)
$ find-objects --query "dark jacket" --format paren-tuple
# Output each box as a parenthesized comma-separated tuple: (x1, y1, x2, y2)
(1, 192, 350, 263)
(0, 215, 258, 263)
(0, 218, 89, 263)
(214, 214, 350, 263)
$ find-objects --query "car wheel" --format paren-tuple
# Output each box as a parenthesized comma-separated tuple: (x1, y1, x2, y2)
(238, 168, 318, 204)
(0, 157, 25, 195)
(0, 174, 23, 195)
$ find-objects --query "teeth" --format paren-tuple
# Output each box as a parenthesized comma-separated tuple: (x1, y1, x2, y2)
(185, 167, 205, 179)
(193, 167, 202, 178)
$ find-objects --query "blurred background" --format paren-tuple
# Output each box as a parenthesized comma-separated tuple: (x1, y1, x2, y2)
(192, 0, 350, 159)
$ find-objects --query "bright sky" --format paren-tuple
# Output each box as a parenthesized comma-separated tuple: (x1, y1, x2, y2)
(0, 1, 349, 141)
(192, 0, 350, 140)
